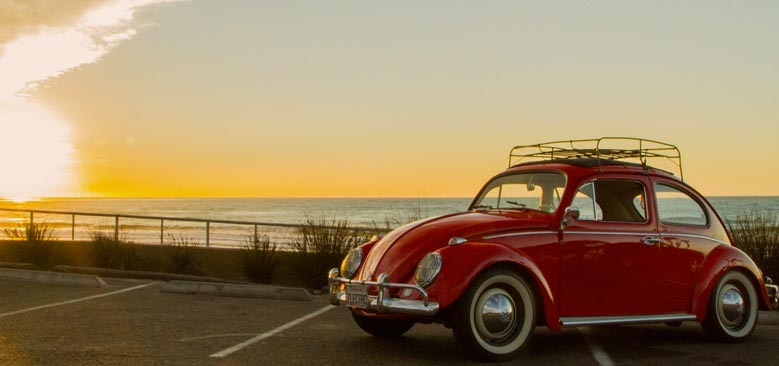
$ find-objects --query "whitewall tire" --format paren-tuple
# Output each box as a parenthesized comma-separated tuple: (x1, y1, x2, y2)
(702, 270, 758, 342)
(452, 268, 536, 361)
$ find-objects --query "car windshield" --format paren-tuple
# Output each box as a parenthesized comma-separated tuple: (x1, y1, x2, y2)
(471, 172, 567, 213)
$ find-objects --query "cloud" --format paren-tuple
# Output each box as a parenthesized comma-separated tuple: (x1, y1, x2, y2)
(0, 0, 182, 102)
(0, 0, 105, 45)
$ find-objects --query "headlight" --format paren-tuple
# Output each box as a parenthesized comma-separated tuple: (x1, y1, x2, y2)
(414, 252, 442, 288)
(340, 248, 363, 279)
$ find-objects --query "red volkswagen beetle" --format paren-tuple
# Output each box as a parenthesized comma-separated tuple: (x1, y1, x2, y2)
(328, 138, 776, 361)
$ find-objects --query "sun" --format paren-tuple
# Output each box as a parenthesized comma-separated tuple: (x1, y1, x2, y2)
(0, 103, 75, 201)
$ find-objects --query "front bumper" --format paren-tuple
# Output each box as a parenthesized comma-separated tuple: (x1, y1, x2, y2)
(328, 268, 440, 316)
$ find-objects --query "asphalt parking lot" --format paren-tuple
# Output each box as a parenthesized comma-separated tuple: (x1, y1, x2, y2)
(0, 278, 777, 366)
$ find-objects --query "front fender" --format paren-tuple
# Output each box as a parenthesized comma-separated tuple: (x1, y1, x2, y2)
(348, 240, 377, 277)
(692, 245, 772, 320)
(426, 242, 561, 331)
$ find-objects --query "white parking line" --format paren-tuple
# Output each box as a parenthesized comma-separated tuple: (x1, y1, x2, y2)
(179, 333, 258, 343)
(210, 305, 335, 358)
(579, 327, 615, 366)
(0, 282, 155, 318)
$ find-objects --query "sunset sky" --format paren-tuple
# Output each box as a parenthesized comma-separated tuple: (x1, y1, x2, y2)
(0, 0, 778, 200)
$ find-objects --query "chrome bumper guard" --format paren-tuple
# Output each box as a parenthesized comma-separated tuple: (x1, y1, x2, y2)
(328, 268, 440, 316)
(767, 284, 779, 310)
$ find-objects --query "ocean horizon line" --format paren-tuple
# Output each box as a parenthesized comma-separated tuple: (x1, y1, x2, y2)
(1, 196, 476, 202)
(4, 194, 779, 201)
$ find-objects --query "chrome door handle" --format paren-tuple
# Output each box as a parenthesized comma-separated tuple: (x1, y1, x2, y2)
(641, 236, 661, 245)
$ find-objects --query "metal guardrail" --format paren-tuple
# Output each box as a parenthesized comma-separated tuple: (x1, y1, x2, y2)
(0, 208, 383, 248)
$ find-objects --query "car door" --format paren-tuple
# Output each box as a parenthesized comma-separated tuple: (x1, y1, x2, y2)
(559, 176, 660, 316)
(653, 179, 727, 314)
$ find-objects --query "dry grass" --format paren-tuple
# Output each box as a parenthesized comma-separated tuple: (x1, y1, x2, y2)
(89, 230, 142, 270)
(288, 218, 374, 289)
(238, 234, 279, 284)
(163, 234, 205, 275)
(728, 209, 779, 280)
(3, 220, 56, 268)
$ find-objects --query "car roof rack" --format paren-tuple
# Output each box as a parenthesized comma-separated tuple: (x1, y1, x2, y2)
(508, 137, 683, 180)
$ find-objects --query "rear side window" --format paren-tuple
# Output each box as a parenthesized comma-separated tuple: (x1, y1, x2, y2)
(571, 180, 647, 223)
(655, 183, 707, 226)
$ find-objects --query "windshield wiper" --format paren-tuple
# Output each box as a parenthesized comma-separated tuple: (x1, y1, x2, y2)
(472, 205, 493, 210)
(506, 200, 527, 208)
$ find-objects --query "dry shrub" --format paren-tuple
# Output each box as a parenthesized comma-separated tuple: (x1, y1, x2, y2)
(288, 218, 372, 289)
(89, 230, 141, 270)
(164, 235, 205, 275)
(4, 220, 55, 268)
(728, 209, 779, 280)
(239, 234, 279, 284)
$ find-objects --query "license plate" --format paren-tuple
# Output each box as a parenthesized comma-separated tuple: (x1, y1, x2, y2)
(346, 284, 369, 308)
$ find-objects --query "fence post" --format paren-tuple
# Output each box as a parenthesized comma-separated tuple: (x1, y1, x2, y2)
(206, 221, 210, 247)
(254, 224, 258, 243)
(160, 219, 164, 245)
(71, 214, 75, 240)
(114, 216, 119, 241)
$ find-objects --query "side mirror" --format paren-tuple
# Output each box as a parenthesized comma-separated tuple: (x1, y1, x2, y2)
(561, 207, 580, 230)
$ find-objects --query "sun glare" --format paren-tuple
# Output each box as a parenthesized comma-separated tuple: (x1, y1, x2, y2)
(0, 1, 179, 201)
(0, 103, 75, 201)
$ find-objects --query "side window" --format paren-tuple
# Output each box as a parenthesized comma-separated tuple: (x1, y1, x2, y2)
(655, 183, 707, 226)
(571, 180, 647, 223)
(572, 182, 602, 220)
(632, 195, 646, 216)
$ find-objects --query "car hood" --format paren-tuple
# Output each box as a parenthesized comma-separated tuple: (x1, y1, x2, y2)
(359, 210, 552, 282)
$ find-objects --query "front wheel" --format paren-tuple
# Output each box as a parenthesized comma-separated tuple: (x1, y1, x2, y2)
(351, 312, 414, 338)
(452, 268, 536, 361)
(702, 270, 758, 342)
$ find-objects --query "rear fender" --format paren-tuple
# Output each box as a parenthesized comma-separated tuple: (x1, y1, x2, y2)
(692, 245, 772, 320)
(427, 242, 561, 331)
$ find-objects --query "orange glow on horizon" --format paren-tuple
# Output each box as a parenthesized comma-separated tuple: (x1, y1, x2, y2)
(2, 2, 778, 198)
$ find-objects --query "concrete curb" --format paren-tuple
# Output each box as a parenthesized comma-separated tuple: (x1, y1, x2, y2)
(0, 262, 37, 270)
(0, 268, 108, 288)
(54, 265, 249, 284)
(160, 280, 313, 302)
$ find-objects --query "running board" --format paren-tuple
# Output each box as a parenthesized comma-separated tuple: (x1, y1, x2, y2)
(560, 314, 697, 327)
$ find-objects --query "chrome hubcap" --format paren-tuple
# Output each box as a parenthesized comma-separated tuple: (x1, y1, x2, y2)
(720, 284, 745, 327)
(475, 288, 518, 342)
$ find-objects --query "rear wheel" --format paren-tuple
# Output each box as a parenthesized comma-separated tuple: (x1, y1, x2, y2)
(351, 312, 414, 338)
(702, 271, 758, 342)
(452, 268, 536, 361)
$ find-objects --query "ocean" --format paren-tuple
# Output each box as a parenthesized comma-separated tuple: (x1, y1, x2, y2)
(1, 197, 777, 248)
